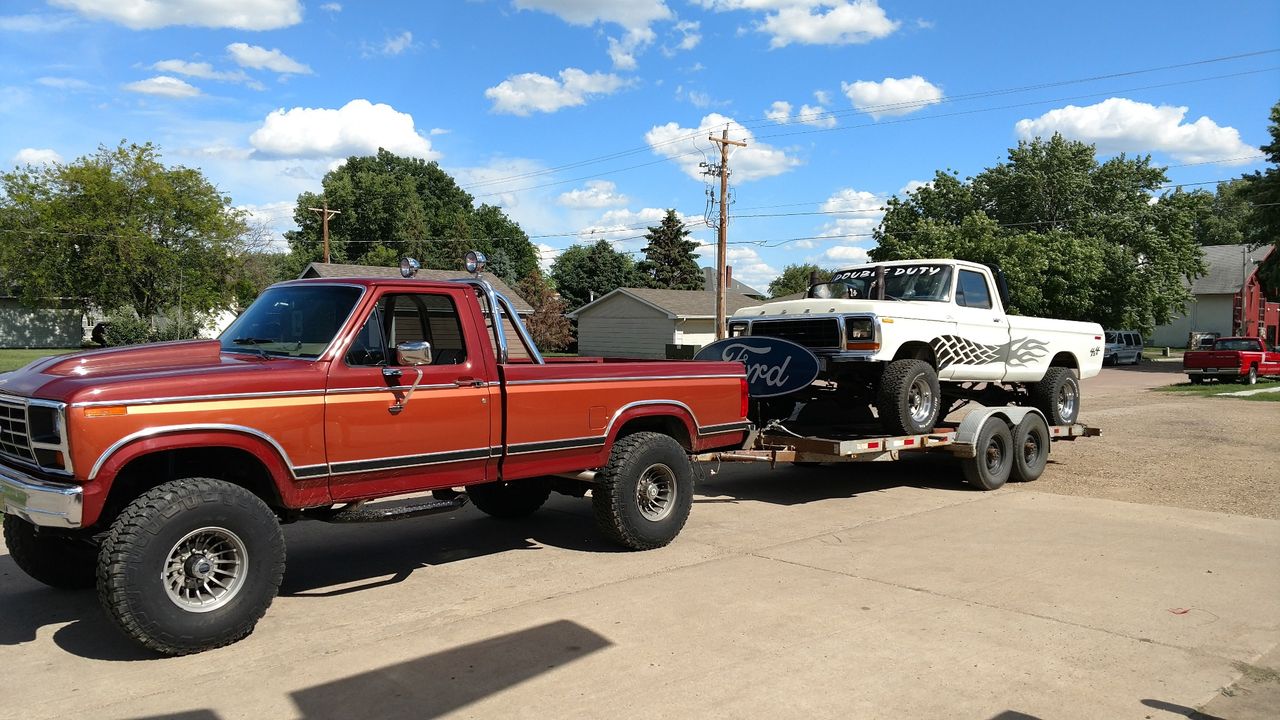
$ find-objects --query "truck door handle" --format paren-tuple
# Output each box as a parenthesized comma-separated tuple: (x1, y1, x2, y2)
(992, 318, 1002, 323)
(455, 377, 485, 387)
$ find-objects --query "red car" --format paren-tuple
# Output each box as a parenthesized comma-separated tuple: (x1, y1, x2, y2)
(0, 256, 749, 655)
(1183, 336, 1280, 385)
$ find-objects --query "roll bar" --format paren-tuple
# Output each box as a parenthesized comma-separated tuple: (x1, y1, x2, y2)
(449, 277, 545, 365)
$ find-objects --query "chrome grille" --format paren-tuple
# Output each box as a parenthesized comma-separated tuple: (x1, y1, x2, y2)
(0, 396, 35, 463)
(750, 318, 840, 349)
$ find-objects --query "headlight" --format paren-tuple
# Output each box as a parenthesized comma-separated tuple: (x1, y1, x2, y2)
(844, 317, 879, 351)
(728, 322, 748, 337)
(27, 401, 72, 474)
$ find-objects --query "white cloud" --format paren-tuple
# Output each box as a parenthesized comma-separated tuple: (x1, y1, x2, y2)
(485, 68, 629, 116)
(645, 113, 802, 182)
(663, 20, 701, 55)
(536, 243, 561, 272)
(50, 0, 301, 30)
(841, 75, 943, 119)
(0, 13, 76, 32)
(697, 1, 899, 48)
(766, 99, 835, 127)
(515, 0, 671, 69)
(576, 207, 672, 247)
(558, 180, 629, 209)
(123, 76, 202, 98)
(814, 89, 832, 105)
(36, 76, 92, 90)
(380, 31, 415, 56)
(823, 244, 870, 264)
(227, 43, 312, 75)
(249, 99, 438, 160)
(453, 157, 563, 234)
(899, 179, 929, 195)
(12, 148, 63, 165)
(725, 246, 778, 289)
(1014, 98, 1259, 165)
(237, 201, 296, 252)
(320, 2, 342, 12)
(819, 187, 886, 238)
(153, 60, 248, 82)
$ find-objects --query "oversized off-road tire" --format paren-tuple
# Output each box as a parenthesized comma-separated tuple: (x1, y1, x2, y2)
(962, 417, 1014, 491)
(96, 479, 285, 656)
(1189, 375, 1204, 385)
(592, 432, 694, 550)
(1030, 367, 1080, 426)
(3, 517, 97, 589)
(1010, 413, 1050, 483)
(1240, 366, 1258, 385)
(876, 359, 942, 436)
(467, 477, 551, 519)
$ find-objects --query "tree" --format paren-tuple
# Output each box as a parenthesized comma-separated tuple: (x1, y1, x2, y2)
(550, 240, 642, 310)
(1241, 100, 1280, 293)
(515, 271, 573, 351)
(636, 209, 703, 290)
(0, 141, 249, 322)
(286, 149, 538, 280)
(872, 134, 1205, 331)
(768, 264, 831, 298)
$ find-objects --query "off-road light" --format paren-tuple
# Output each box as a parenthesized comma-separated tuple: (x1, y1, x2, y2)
(465, 250, 487, 275)
(400, 257, 420, 278)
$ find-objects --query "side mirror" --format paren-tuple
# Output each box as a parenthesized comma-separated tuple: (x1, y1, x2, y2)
(396, 341, 432, 366)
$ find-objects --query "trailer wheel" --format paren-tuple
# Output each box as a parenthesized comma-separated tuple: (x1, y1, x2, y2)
(1010, 414, 1049, 483)
(962, 417, 1014, 491)
(592, 432, 694, 550)
(3, 518, 98, 590)
(467, 477, 551, 519)
(1030, 367, 1079, 425)
(877, 359, 942, 436)
(97, 478, 285, 656)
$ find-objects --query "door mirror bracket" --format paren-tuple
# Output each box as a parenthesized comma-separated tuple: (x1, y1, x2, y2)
(389, 342, 431, 414)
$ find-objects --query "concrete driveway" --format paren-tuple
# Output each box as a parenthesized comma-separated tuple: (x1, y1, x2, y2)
(2, 371, 1278, 719)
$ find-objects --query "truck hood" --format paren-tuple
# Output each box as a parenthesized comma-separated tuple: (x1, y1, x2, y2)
(0, 340, 323, 405)
(734, 298, 943, 321)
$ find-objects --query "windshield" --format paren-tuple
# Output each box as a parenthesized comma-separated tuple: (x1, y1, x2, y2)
(1105, 332, 1119, 344)
(220, 285, 363, 359)
(818, 264, 954, 302)
(1215, 339, 1262, 352)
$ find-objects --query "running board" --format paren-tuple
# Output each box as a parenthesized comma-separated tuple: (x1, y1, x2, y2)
(309, 495, 469, 523)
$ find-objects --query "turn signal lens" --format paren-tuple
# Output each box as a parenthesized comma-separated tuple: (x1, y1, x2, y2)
(85, 406, 128, 418)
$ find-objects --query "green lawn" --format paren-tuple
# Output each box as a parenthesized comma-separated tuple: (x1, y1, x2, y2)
(0, 348, 80, 373)
(1143, 347, 1185, 360)
(1156, 378, 1280, 401)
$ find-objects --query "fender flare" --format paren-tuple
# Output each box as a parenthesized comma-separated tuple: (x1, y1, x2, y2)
(603, 400, 700, 450)
(88, 424, 298, 486)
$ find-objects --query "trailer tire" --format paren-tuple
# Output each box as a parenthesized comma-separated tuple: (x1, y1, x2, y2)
(962, 417, 1014, 491)
(1010, 414, 1049, 483)
(877, 359, 942, 436)
(1030, 367, 1079, 425)
(97, 478, 285, 656)
(592, 432, 693, 550)
(467, 478, 551, 519)
(3, 518, 98, 590)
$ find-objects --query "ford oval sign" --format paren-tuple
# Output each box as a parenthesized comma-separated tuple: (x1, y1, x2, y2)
(695, 337, 819, 398)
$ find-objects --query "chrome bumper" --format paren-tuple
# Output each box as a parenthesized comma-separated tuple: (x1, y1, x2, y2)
(0, 464, 83, 528)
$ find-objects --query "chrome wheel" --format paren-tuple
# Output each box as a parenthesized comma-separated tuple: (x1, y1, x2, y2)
(908, 376, 937, 427)
(1056, 381, 1077, 423)
(635, 463, 676, 522)
(163, 527, 248, 613)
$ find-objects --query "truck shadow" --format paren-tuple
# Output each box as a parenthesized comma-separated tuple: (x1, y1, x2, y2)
(123, 620, 611, 719)
(694, 454, 982, 506)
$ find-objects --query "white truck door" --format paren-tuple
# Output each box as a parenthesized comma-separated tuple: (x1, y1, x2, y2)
(939, 268, 1010, 381)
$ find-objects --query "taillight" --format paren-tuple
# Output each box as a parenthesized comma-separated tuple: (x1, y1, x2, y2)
(740, 377, 749, 418)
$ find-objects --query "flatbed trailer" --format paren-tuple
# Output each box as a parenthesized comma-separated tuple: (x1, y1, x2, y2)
(690, 407, 1100, 491)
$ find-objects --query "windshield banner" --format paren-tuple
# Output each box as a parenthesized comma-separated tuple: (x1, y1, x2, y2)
(832, 265, 947, 281)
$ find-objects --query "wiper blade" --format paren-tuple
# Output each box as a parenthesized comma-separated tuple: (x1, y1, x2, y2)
(229, 337, 275, 359)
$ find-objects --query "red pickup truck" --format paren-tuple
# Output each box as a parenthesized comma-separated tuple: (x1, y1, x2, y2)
(1183, 336, 1280, 385)
(0, 257, 748, 655)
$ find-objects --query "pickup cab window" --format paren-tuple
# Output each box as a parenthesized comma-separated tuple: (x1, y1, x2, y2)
(818, 264, 953, 301)
(347, 293, 468, 366)
(955, 269, 992, 309)
(221, 285, 362, 359)
(1216, 339, 1263, 352)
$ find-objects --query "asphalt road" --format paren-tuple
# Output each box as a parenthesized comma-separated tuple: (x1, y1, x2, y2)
(2, 365, 1277, 720)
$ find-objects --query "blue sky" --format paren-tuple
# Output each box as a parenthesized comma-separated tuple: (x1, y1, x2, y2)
(2, 0, 1277, 291)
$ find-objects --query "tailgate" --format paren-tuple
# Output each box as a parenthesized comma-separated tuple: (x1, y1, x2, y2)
(1184, 352, 1241, 369)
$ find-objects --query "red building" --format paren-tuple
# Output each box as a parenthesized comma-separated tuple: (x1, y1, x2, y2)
(1150, 244, 1278, 348)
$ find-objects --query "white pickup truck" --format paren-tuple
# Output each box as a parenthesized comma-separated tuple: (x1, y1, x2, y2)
(729, 259, 1104, 435)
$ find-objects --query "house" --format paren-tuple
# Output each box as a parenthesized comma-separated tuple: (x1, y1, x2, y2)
(701, 267, 766, 299)
(0, 296, 83, 349)
(1149, 244, 1278, 347)
(299, 262, 536, 356)
(568, 287, 759, 359)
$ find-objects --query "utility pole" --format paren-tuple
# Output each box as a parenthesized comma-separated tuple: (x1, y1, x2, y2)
(307, 200, 341, 264)
(707, 127, 746, 339)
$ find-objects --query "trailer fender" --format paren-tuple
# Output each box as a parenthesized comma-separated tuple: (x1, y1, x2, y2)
(952, 407, 1047, 457)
